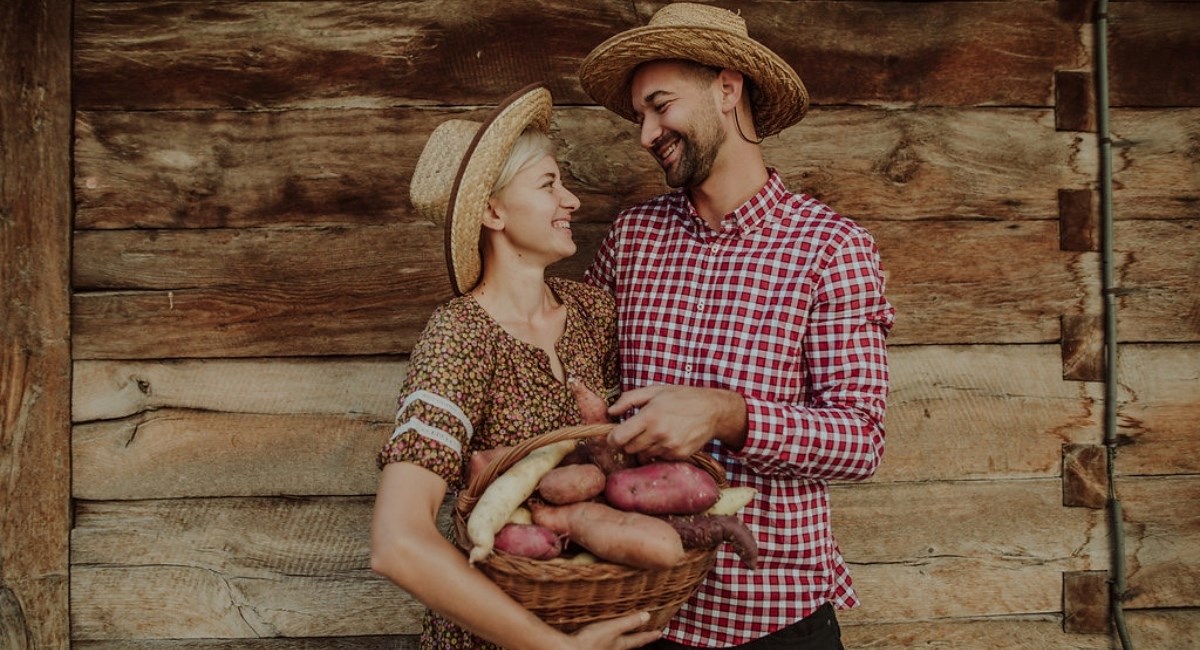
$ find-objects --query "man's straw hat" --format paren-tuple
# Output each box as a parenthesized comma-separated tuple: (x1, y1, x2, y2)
(578, 2, 808, 138)
(409, 83, 553, 295)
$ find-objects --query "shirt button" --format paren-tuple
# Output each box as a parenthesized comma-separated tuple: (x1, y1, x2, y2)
(685, 364, 693, 374)
(697, 301, 705, 312)
(710, 244, 719, 253)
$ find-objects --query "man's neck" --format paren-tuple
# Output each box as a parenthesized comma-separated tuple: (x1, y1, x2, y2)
(687, 151, 769, 231)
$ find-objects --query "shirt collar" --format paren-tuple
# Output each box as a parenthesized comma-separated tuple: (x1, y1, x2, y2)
(676, 169, 788, 237)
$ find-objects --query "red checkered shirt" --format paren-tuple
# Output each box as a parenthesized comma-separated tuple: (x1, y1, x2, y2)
(584, 170, 895, 647)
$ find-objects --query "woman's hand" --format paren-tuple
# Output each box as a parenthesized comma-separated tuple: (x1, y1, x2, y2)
(568, 611, 662, 649)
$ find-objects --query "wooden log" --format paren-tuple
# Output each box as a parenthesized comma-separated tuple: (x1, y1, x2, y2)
(843, 616, 1114, 649)
(70, 220, 1098, 358)
(1110, 3, 1200, 107)
(72, 410, 389, 500)
(73, 0, 635, 110)
(74, 0, 1085, 111)
(75, 107, 1092, 230)
(1062, 445, 1108, 509)
(1119, 475, 1200, 609)
(1115, 220, 1200, 343)
(1111, 109, 1200, 220)
(1114, 344, 1200, 477)
(72, 358, 408, 422)
(0, 0, 72, 647)
(70, 497, 423, 640)
(1055, 70, 1096, 133)
(1059, 189, 1098, 252)
(1061, 313, 1105, 382)
(76, 639, 416, 649)
(69, 345, 1102, 499)
(1123, 609, 1200, 650)
(1063, 571, 1110, 634)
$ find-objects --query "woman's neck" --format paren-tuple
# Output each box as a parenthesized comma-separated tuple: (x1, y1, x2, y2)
(470, 265, 558, 325)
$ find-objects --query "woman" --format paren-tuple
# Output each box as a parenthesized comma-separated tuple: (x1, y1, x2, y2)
(369, 84, 659, 650)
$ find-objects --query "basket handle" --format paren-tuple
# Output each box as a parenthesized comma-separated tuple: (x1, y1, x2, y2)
(455, 423, 728, 518)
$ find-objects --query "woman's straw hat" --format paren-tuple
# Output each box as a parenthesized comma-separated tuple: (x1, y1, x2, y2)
(578, 3, 808, 138)
(410, 83, 553, 295)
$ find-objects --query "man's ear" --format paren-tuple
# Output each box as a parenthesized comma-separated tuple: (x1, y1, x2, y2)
(481, 199, 505, 231)
(716, 69, 747, 114)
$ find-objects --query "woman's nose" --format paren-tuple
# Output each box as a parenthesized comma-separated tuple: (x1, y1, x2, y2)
(560, 187, 581, 211)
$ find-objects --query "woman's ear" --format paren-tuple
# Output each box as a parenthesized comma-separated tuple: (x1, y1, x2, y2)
(481, 198, 505, 232)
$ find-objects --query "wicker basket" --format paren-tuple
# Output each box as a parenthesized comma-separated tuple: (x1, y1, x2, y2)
(453, 423, 727, 632)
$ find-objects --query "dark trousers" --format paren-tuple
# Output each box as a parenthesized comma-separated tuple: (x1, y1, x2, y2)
(643, 603, 844, 650)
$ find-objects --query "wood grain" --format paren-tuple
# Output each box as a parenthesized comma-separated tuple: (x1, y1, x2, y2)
(75, 107, 1093, 229)
(1110, 3, 1200, 107)
(1120, 476, 1200, 609)
(0, 0, 73, 646)
(74, 0, 1085, 111)
(1114, 219, 1200, 343)
(1114, 344, 1200, 476)
(1110, 109, 1200, 220)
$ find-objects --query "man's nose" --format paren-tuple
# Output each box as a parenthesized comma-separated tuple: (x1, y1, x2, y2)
(640, 115, 661, 150)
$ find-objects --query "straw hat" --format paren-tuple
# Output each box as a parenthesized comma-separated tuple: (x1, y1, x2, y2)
(578, 2, 808, 138)
(409, 83, 553, 295)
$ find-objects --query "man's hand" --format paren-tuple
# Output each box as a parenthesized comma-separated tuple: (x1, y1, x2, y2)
(607, 385, 748, 461)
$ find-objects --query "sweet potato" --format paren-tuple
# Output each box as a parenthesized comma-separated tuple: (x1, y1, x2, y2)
(661, 514, 759, 570)
(605, 461, 721, 515)
(467, 445, 513, 483)
(493, 523, 564, 560)
(536, 463, 607, 504)
(582, 436, 637, 475)
(705, 486, 758, 516)
(466, 439, 577, 565)
(568, 377, 611, 424)
(529, 501, 686, 570)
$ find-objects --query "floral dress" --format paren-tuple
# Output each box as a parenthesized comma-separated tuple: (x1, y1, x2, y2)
(377, 277, 618, 649)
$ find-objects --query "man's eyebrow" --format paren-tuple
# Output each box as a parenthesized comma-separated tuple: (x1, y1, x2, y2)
(640, 89, 673, 106)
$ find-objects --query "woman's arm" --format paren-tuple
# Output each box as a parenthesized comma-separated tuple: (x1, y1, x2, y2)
(370, 462, 659, 650)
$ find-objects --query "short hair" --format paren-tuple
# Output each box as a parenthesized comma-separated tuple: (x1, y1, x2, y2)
(492, 129, 555, 194)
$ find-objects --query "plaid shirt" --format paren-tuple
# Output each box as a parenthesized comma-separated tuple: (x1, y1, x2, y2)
(585, 171, 895, 647)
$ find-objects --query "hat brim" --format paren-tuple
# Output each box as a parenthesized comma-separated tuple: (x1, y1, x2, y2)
(579, 26, 808, 138)
(444, 83, 553, 295)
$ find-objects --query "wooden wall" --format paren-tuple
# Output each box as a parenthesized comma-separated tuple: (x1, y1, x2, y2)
(56, 0, 1199, 647)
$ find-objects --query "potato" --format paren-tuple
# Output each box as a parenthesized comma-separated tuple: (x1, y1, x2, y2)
(605, 461, 721, 515)
(705, 486, 758, 516)
(536, 463, 606, 504)
(530, 501, 686, 570)
(493, 523, 564, 560)
(568, 377, 611, 424)
(661, 514, 758, 570)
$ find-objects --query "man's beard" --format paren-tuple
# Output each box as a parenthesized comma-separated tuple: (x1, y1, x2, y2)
(661, 105, 724, 189)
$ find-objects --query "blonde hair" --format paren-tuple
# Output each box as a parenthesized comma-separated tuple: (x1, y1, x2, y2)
(492, 129, 555, 194)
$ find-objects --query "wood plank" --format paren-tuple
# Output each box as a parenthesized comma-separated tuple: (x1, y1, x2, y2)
(68, 346, 1103, 499)
(1111, 109, 1200, 220)
(0, 0, 72, 647)
(70, 220, 1097, 358)
(74, 1, 1084, 111)
(72, 480, 1105, 638)
(1115, 220, 1200, 343)
(1123, 609, 1200, 650)
(76, 639, 415, 649)
(73, 0, 635, 110)
(72, 358, 408, 422)
(72, 410, 389, 500)
(1119, 475, 1200, 609)
(1114, 344, 1200, 476)
(842, 616, 1113, 649)
(75, 106, 1092, 230)
(70, 497, 420, 640)
(1110, 3, 1200, 107)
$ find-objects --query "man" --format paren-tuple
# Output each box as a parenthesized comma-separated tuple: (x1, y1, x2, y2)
(579, 4, 895, 649)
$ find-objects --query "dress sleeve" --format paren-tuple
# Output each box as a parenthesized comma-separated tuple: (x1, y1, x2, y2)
(377, 304, 492, 485)
(735, 227, 895, 480)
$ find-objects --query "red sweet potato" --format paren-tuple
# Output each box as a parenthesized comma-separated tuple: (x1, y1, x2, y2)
(661, 514, 759, 570)
(468, 445, 513, 483)
(605, 461, 721, 515)
(493, 523, 564, 560)
(569, 377, 611, 424)
(582, 436, 638, 475)
(536, 463, 607, 505)
(529, 501, 686, 570)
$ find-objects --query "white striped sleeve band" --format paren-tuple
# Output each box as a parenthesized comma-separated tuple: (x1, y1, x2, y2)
(389, 418, 463, 455)
(398, 390, 474, 440)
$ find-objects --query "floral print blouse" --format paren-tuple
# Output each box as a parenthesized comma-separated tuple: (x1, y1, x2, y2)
(377, 277, 618, 649)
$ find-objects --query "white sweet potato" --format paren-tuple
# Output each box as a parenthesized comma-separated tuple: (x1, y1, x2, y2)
(466, 439, 577, 564)
(705, 486, 758, 516)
